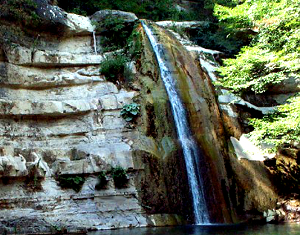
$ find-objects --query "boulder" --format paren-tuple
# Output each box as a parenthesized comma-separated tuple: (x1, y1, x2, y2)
(35, 0, 94, 35)
(90, 10, 138, 24)
(263, 209, 285, 223)
(268, 77, 300, 94)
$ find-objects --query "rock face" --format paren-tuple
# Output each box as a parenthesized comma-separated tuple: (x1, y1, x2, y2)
(0, 6, 149, 234)
(145, 23, 235, 223)
(156, 22, 280, 222)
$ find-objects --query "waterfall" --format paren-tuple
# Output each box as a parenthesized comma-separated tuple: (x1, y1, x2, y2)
(142, 21, 210, 225)
(93, 31, 97, 55)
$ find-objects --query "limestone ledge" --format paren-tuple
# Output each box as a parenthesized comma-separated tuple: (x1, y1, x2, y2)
(0, 177, 139, 199)
(0, 115, 96, 138)
(0, 112, 129, 138)
(5, 46, 103, 66)
(53, 143, 135, 174)
(0, 99, 98, 116)
(0, 129, 134, 149)
(0, 178, 147, 232)
(0, 153, 50, 178)
(0, 87, 135, 110)
(0, 139, 136, 176)
(0, 155, 27, 178)
(0, 83, 117, 101)
(0, 63, 104, 88)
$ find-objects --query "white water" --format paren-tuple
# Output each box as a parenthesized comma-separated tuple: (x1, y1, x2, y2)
(93, 31, 97, 55)
(142, 21, 210, 225)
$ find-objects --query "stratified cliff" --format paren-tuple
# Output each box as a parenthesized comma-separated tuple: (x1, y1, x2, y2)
(0, 1, 190, 233)
(0, 2, 147, 233)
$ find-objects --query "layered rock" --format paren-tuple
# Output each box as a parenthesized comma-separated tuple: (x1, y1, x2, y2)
(0, 7, 148, 234)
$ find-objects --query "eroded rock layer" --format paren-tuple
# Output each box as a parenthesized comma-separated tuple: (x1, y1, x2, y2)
(0, 8, 147, 234)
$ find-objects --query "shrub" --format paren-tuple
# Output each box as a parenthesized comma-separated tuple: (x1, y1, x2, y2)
(57, 0, 189, 21)
(99, 53, 129, 84)
(249, 95, 300, 152)
(0, 0, 40, 27)
(98, 24, 142, 86)
(189, 22, 247, 55)
(94, 15, 132, 52)
(57, 175, 85, 192)
(215, 0, 300, 94)
(95, 171, 108, 190)
(126, 28, 142, 60)
(111, 166, 128, 188)
(121, 102, 140, 122)
(215, 46, 285, 95)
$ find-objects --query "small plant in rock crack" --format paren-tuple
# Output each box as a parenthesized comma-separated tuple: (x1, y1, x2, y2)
(56, 175, 85, 192)
(121, 102, 140, 122)
(95, 171, 108, 190)
(111, 166, 129, 188)
(99, 53, 129, 85)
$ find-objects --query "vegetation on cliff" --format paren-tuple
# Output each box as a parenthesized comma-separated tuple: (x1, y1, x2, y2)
(57, 0, 193, 20)
(0, 0, 40, 26)
(249, 95, 300, 151)
(214, 0, 299, 151)
(99, 22, 142, 88)
(216, 0, 299, 95)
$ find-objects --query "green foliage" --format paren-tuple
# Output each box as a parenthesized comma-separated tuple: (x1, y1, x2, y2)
(216, 46, 285, 94)
(99, 25, 142, 86)
(204, 0, 240, 10)
(0, 0, 40, 27)
(215, 0, 300, 94)
(95, 171, 108, 190)
(126, 29, 142, 60)
(214, 0, 300, 157)
(111, 166, 128, 188)
(99, 53, 129, 84)
(169, 24, 187, 39)
(121, 103, 140, 122)
(58, 0, 186, 21)
(95, 16, 132, 52)
(57, 175, 85, 192)
(249, 95, 300, 151)
(189, 22, 247, 55)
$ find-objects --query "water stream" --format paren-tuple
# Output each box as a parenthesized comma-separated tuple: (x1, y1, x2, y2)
(142, 21, 209, 225)
(93, 31, 97, 55)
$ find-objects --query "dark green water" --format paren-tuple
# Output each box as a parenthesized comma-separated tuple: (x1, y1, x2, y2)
(89, 224, 300, 235)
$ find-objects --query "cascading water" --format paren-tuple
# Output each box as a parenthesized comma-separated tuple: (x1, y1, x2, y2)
(93, 31, 98, 55)
(142, 21, 210, 225)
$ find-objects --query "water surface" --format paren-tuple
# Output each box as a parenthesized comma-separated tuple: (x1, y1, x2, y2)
(89, 224, 300, 235)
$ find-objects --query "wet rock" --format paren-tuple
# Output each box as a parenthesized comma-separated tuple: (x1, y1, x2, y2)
(263, 209, 285, 223)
